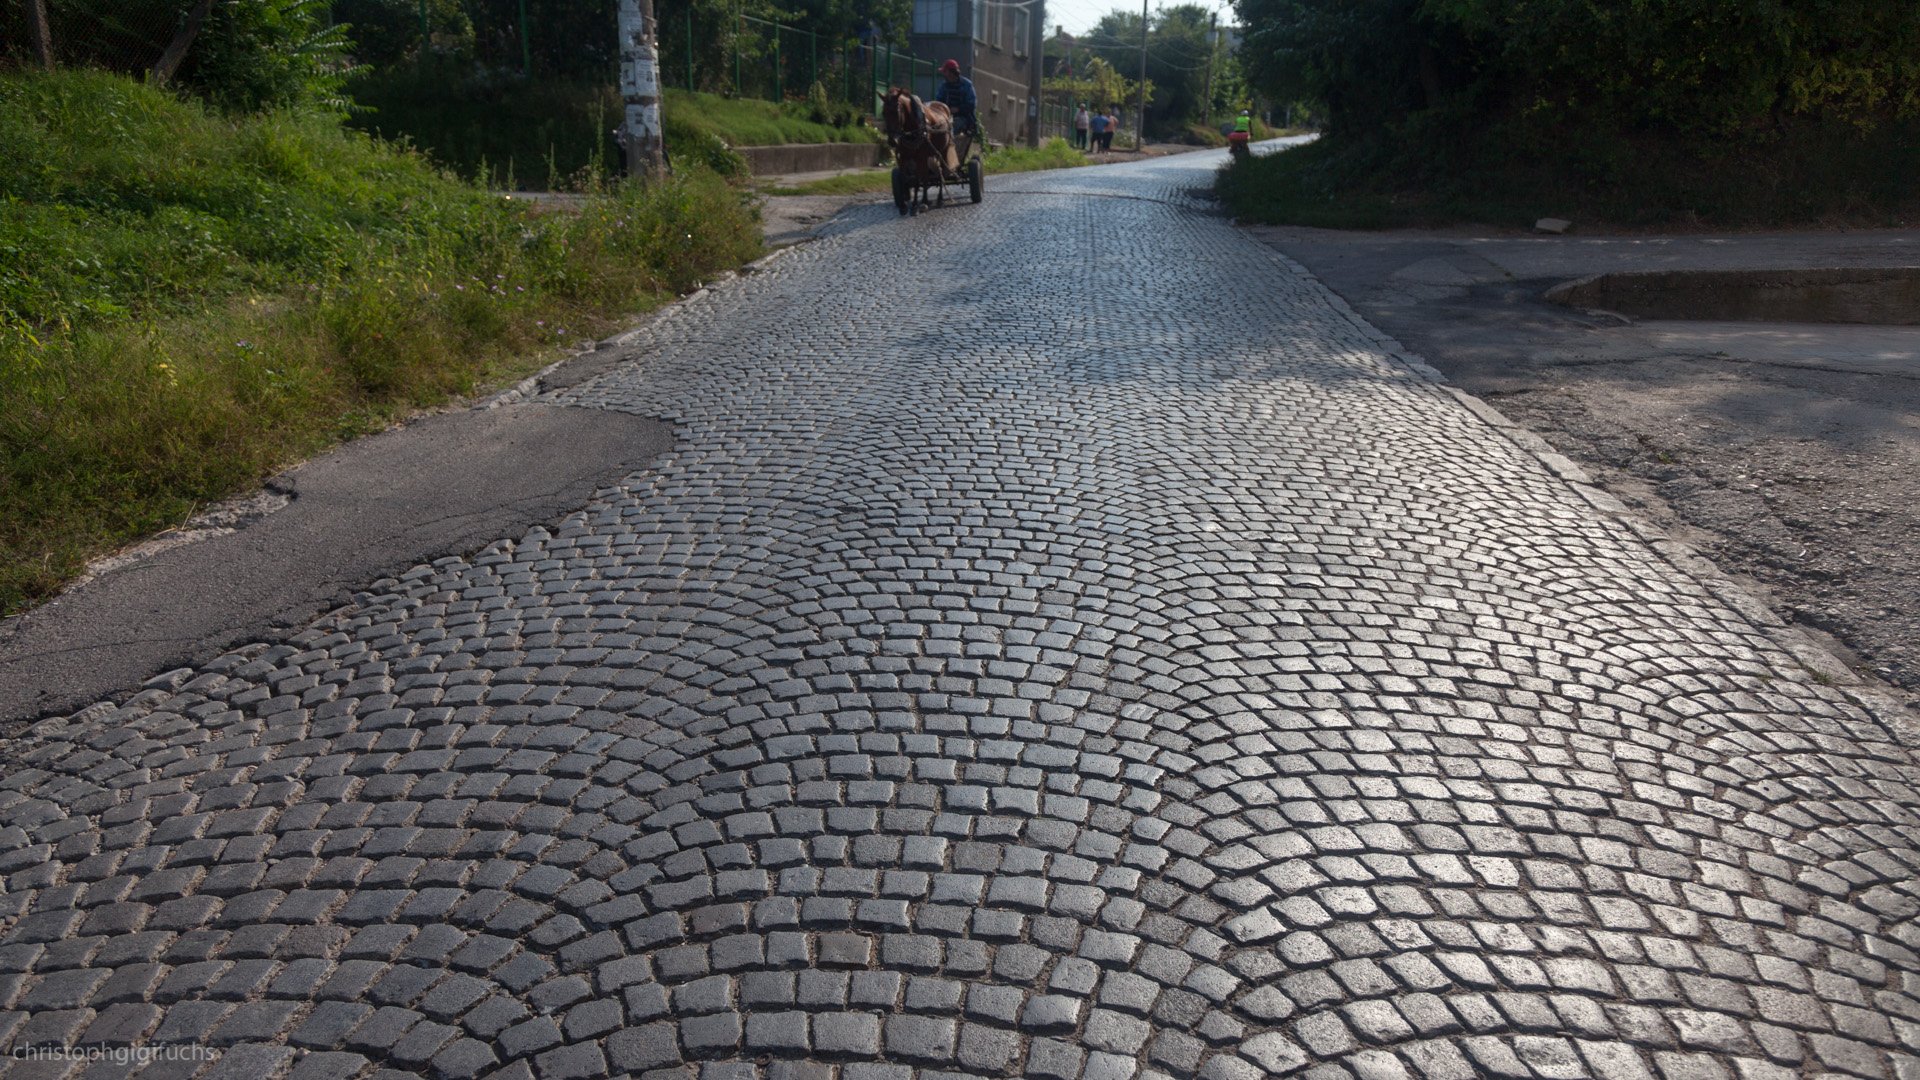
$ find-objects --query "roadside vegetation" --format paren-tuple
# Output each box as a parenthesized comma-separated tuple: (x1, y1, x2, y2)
(348, 69, 880, 189)
(1222, 0, 1920, 228)
(0, 69, 760, 616)
(1182, 116, 1285, 147)
(762, 136, 1092, 195)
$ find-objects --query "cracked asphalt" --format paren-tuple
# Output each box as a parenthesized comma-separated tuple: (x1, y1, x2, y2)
(6, 150, 1920, 1080)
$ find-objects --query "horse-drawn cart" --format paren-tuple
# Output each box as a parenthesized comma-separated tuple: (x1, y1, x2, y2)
(882, 89, 984, 216)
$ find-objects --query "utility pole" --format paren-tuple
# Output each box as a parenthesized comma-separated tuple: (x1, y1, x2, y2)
(1201, 11, 1216, 128)
(618, 0, 667, 178)
(1133, 0, 1147, 150)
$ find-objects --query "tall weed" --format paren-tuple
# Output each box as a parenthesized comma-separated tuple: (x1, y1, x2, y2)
(0, 69, 761, 614)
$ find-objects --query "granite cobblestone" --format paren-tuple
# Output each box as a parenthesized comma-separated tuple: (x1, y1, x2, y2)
(3, 151, 1920, 1077)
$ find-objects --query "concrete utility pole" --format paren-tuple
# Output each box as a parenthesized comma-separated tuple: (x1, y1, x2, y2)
(1201, 11, 1216, 128)
(24, 0, 53, 70)
(618, 0, 667, 179)
(1134, 0, 1147, 149)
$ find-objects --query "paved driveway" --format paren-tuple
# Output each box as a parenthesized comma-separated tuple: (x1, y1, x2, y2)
(5, 152, 1920, 1080)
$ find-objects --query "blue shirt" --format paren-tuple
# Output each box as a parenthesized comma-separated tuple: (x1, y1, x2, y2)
(1090, 113, 1109, 133)
(935, 76, 976, 127)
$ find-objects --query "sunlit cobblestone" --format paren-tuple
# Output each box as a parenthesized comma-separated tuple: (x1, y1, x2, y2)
(4, 152, 1919, 1078)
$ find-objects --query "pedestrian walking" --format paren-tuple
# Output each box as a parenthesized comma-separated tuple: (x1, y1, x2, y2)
(1089, 108, 1108, 154)
(1074, 104, 1090, 150)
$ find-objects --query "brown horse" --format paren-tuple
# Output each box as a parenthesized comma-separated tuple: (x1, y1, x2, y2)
(882, 86, 959, 213)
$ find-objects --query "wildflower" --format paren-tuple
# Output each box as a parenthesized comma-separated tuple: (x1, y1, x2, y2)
(236, 341, 253, 350)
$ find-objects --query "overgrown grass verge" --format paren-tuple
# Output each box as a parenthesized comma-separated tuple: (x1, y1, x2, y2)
(664, 89, 880, 148)
(1219, 123, 1920, 230)
(0, 69, 761, 616)
(1183, 118, 1285, 146)
(347, 60, 878, 189)
(762, 136, 1092, 195)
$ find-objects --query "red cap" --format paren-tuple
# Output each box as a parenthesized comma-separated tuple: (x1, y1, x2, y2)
(941, 59, 961, 73)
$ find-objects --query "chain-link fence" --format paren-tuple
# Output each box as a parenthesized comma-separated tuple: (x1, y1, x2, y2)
(3, 1, 967, 187)
(2, 0, 198, 74)
(655, 11, 934, 116)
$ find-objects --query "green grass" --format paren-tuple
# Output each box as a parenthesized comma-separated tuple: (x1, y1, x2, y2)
(762, 172, 896, 196)
(1218, 122, 1920, 230)
(988, 137, 1092, 172)
(347, 60, 877, 189)
(0, 68, 762, 616)
(664, 89, 880, 148)
(763, 136, 1093, 195)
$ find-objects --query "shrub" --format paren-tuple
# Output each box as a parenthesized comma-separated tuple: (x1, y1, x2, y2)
(0, 68, 761, 614)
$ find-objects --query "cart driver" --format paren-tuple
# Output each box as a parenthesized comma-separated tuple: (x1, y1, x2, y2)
(935, 59, 978, 135)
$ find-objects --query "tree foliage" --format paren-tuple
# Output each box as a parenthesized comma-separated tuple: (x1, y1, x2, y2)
(331, 0, 910, 83)
(1234, 0, 1920, 142)
(1065, 4, 1236, 135)
(1044, 55, 1142, 112)
(8, 0, 351, 112)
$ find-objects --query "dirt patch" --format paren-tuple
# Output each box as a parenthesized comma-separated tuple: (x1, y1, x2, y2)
(1487, 359, 1920, 702)
(759, 191, 888, 247)
(1252, 224, 1920, 711)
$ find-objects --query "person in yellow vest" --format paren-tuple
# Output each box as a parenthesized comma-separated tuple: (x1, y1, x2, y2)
(1228, 107, 1252, 158)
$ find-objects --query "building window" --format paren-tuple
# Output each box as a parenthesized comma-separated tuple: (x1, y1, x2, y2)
(972, 0, 987, 43)
(991, 91, 1000, 113)
(991, 2, 1003, 48)
(1013, 9, 1029, 56)
(914, 0, 956, 36)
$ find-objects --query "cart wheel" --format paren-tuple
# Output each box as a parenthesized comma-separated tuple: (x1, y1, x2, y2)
(891, 167, 909, 215)
(968, 158, 983, 204)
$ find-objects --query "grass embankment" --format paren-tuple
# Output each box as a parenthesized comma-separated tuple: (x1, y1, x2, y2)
(347, 62, 877, 188)
(764, 136, 1091, 195)
(1218, 124, 1920, 230)
(0, 69, 761, 616)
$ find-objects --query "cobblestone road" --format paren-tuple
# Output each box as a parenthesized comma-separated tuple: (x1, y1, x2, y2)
(7, 152, 1920, 1080)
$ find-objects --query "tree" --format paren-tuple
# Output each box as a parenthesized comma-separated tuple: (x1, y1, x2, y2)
(1230, 0, 1446, 136)
(23, 0, 54, 70)
(1044, 55, 1142, 112)
(1233, 0, 1920, 142)
(330, 0, 473, 69)
(23, 0, 351, 111)
(1068, 4, 1225, 137)
(151, 0, 217, 87)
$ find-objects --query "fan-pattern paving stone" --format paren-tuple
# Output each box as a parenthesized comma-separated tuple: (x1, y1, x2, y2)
(4, 151, 1920, 1079)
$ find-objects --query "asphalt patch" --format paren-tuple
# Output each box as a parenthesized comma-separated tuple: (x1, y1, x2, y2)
(0, 403, 671, 726)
